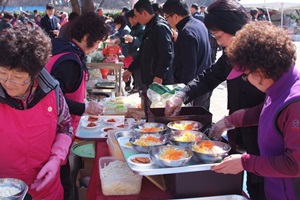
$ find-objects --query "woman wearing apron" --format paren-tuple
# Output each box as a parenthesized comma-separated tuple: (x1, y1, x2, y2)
(0, 26, 73, 199)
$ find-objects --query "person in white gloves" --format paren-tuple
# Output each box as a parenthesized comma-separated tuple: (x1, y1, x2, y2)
(45, 12, 109, 199)
(0, 26, 73, 199)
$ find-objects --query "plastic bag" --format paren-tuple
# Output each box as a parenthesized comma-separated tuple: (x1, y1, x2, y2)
(147, 83, 183, 108)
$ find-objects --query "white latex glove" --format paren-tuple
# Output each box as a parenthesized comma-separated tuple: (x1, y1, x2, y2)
(165, 96, 183, 117)
(31, 134, 72, 191)
(209, 117, 235, 140)
(85, 101, 104, 115)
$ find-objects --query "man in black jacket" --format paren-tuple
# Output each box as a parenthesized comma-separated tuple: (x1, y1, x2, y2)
(163, 0, 212, 110)
(40, 3, 60, 38)
(122, 0, 174, 88)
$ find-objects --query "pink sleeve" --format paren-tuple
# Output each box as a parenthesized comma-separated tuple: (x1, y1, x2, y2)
(242, 102, 300, 177)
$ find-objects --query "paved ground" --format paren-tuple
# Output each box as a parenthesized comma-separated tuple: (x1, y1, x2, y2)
(210, 42, 300, 123)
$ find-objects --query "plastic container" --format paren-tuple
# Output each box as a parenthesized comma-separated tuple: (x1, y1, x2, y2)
(106, 131, 123, 158)
(99, 157, 142, 196)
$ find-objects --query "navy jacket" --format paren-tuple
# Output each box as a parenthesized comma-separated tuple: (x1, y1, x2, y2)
(40, 14, 60, 38)
(173, 16, 211, 84)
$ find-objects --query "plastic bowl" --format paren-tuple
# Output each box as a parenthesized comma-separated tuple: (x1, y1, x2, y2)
(169, 130, 208, 148)
(129, 133, 168, 153)
(131, 122, 168, 135)
(189, 140, 231, 164)
(0, 178, 28, 199)
(149, 145, 193, 167)
(167, 120, 203, 131)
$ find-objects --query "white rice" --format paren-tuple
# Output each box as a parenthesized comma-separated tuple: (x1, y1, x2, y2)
(100, 160, 142, 195)
(0, 186, 21, 197)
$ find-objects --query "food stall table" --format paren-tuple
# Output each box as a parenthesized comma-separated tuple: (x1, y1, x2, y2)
(86, 141, 173, 200)
(86, 62, 124, 96)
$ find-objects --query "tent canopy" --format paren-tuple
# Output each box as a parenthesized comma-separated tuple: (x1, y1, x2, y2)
(239, 0, 300, 10)
(239, 0, 300, 27)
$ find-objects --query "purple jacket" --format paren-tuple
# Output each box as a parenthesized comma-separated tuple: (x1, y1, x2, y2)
(227, 66, 300, 199)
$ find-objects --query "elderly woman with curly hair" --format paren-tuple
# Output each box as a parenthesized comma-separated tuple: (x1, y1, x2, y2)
(0, 26, 73, 199)
(210, 21, 300, 199)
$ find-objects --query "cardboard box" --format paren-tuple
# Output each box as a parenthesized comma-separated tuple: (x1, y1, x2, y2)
(82, 158, 94, 170)
(77, 168, 92, 200)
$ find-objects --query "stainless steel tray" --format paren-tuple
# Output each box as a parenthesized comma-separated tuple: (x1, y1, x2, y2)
(76, 115, 125, 141)
(115, 131, 217, 176)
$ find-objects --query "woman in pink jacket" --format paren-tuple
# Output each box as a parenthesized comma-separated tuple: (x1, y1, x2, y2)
(0, 26, 73, 199)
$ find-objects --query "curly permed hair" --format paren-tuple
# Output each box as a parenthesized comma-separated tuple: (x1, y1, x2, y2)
(227, 21, 296, 81)
(70, 12, 109, 48)
(0, 26, 51, 78)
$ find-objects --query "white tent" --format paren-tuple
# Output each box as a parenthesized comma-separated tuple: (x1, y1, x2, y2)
(239, 0, 300, 27)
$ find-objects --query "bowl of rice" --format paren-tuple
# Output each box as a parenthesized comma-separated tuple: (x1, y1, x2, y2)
(169, 130, 208, 148)
(167, 120, 203, 132)
(0, 178, 28, 199)
(149, 145, 193, 167)
(189, 140, 231, 163)
(129, 133, 168, 153)
(131, 122, 168, 135)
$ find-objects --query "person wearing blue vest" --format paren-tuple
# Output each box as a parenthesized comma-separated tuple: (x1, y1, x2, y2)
(210, 21, 300, 200)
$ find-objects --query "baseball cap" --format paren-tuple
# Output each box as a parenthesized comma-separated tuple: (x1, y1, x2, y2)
(226, 67, 244, 80)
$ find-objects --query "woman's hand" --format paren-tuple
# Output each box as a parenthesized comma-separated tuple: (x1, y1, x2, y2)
(211, 154, 244, 174)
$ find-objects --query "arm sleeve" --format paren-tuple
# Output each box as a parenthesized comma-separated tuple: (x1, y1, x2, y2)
(181, 53, 231, 104)
(154, 24, 173, 78)
(242, 101, 300, 177)
(57, 89, 73, 138)
(225, 102, 263, 127)
(177, 33, 199, 84)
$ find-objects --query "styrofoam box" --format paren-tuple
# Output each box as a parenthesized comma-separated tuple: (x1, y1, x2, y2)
(99, 156, 142, 196)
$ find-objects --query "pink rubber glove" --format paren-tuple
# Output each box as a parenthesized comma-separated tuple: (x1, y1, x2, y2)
(165, 96, 183, 117)
(85, 101, 104, 115)
(209, 117, 235, 140)
(31, 134, 72, 191)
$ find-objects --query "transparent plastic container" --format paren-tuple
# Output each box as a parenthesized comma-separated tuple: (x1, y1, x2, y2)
(99, 157, 142, 196)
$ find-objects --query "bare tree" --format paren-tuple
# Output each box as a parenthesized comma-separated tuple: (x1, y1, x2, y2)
(0, 0, 9, 13)
(70, 0, 80, 14)
(69, 0, 106, 14)
(81, 0, 95, 14)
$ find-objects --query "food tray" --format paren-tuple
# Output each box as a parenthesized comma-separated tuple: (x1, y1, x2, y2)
(115, 130, 217, 176)
(75, 115, 125, 141)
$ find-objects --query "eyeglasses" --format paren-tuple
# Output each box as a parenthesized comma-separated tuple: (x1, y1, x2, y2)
(0, 76, 31, 86)
(164, 14, 173, 20)
(212, 32, 225, 41)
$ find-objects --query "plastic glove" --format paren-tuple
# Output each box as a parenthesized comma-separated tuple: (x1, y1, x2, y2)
(209, 117, 235, 140)
(85, 101, 104, 115)
(165, 96, 183, 117)
(31, 134, 72, 191)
